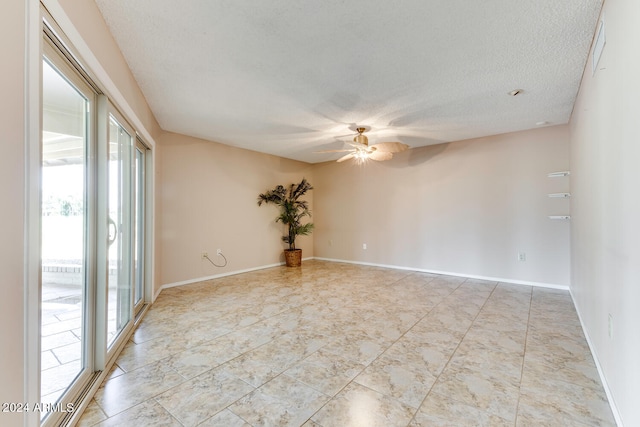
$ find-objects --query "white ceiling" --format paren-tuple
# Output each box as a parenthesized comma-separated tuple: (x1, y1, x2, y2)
(94, 0, 603, 163)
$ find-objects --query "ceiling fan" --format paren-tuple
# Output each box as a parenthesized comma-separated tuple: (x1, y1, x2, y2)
(316, 127, 409, 163)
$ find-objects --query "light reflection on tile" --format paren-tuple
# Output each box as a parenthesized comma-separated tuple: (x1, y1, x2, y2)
(310, 382, 415, 427)
(93, 361, 185, 417)
(76, 260, 616, 427)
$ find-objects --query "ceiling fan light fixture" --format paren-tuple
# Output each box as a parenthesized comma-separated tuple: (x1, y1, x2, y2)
(316, 126, 409, 164)
(354, 151, 369, 162)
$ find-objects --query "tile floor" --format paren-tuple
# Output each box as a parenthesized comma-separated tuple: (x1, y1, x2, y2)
(77, 260, 616, 426)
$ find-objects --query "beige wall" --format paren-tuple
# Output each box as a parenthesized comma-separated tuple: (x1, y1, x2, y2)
(314, 126, 571, 286)
(157, 133, 314, 289)
(570, 0, 640, 424)
(0, 1, 27, 424)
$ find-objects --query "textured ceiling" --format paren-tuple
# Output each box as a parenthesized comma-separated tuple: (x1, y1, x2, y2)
(94, 0, 603, 163)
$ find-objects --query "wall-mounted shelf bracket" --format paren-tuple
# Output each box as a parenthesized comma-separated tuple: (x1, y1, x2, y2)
(548, 171, 570, 178)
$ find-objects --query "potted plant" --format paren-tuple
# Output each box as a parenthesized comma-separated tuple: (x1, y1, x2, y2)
(257, 178, 314, 267)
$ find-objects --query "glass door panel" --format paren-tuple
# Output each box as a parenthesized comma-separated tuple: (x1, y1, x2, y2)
(41, 56, 90, 411)
(107, 115, 133, 348)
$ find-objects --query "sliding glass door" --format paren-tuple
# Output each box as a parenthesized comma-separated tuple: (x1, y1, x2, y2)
(39, 23, 149, 425)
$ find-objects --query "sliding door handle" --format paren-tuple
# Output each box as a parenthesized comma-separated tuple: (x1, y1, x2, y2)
(107, 217, 117, 246)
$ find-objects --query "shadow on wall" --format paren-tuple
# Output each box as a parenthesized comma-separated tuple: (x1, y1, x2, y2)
(383, 141, 451, 169)
(196, 137, 312, 186)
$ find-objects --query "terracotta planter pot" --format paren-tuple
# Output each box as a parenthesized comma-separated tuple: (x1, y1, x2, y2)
(284, 249, 302, 267)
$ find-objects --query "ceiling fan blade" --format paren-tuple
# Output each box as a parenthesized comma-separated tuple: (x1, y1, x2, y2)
(368, 151, 394, 161)
(336, 153, 356, 163)
(370, 141, 409, 153)
(313, 149, 355, 153)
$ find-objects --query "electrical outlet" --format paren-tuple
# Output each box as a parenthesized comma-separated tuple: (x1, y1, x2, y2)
(518, 252, 526, 262)
(201, 252, 208, 260)
(328, 239, 333, 246)
(608, 313, 613, 339)
(216, 248, 222, 255)
(363, 243, 367, 250)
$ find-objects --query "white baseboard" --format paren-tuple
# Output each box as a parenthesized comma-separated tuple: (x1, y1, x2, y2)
(155, 257, 568, 300)
(154, 257, 315, 299)
(313, 257, 569, 290)
(570, 289, 623, 427)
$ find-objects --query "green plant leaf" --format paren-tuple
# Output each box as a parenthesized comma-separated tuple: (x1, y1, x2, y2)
(257, 178, 314, 250)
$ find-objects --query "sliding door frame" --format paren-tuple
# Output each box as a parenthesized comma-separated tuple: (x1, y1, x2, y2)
(96, 97, 141, 368)
(134, 137, 150, 317)
(39, 26, 99, 427)
(25, 5, 155, 425)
